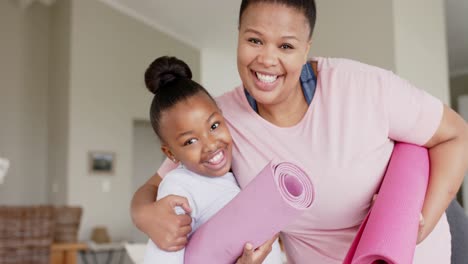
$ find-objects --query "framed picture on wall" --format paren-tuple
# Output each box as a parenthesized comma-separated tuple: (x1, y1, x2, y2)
(88, 151, 115, 175)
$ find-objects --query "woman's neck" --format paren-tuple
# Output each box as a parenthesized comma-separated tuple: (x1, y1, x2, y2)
(256, 61, 318, 128)
(257, 83, 309, 127)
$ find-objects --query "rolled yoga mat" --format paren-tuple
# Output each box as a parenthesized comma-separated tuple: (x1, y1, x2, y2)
(343, 143, 429, 264)
(184, 161, 315, 264)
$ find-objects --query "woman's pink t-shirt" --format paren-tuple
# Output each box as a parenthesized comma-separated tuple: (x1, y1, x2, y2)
(159, 58, 450, 263)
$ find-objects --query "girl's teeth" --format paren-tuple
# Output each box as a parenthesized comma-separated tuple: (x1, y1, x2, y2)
(256, 72, 278, 83)
(208, 152, 223, 164)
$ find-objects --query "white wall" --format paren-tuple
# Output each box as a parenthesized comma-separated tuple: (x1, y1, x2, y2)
(393, 0, 450, 104)
(312, 0, 396, 71)
(48, 0, 71, 204)
(66, 0, 200, 241)
(0, 1, 50, 204)
(201, 47, 240, 96)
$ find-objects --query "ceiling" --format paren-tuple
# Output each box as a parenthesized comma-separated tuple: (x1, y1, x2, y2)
(101, 0, 468, 76)
(100, 0, 240, 50)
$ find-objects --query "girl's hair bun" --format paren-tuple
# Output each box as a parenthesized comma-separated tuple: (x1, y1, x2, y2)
(144, 56, 193, 94)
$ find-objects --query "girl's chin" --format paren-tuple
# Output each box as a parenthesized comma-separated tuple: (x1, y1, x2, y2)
(202, 156, 231, 176)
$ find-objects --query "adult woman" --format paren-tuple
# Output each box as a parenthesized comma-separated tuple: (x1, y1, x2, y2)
(131, 0, 468, 263)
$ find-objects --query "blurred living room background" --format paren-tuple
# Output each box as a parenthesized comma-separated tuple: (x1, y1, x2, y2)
(1, 0, 467, 263)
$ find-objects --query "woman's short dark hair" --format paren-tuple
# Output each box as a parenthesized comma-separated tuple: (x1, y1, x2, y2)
(239, 0, 317, 39)
(144, 56, 215, 140)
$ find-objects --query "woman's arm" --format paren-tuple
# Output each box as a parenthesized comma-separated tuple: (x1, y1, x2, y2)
(418, 105, 468, 243)
(131, 173, 278, 261)
(130, 173, 193, 251)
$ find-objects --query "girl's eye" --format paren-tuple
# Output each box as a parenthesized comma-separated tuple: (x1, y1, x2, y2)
(184, 138, 197, 146)
(210, 122, 220, 131)
(280, 43, 293, 49)
(248, 38, 262, 45)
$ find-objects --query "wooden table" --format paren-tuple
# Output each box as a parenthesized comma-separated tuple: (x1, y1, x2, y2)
(50, 243, 88, 264)
(79, 242, 126, 264)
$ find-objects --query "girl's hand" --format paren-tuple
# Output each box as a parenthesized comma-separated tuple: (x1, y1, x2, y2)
(138, 195, 192, 251)
(236, 235, 279, 264)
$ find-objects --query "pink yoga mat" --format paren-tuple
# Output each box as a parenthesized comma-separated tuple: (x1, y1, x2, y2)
(343, 143, 429, 264)
(184, 161, 314, 264)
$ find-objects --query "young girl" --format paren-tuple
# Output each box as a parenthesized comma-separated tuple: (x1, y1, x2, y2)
(141, 56, 282, 264)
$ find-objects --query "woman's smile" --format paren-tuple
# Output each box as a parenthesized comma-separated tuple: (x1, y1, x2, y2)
(251, 70, 282, 92)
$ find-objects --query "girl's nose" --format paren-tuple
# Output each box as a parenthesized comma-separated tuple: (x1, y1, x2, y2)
(202, 135, 218, 153)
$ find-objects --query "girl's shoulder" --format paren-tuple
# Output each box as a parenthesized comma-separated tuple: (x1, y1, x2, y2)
(158, 167, 194, 197)
(157, 167, 199, 215)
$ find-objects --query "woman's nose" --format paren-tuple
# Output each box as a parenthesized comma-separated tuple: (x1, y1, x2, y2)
(257, 45, 278, 67)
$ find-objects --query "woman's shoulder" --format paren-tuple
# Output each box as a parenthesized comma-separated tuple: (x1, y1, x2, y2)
(215, 86, 248, 114)
(312, 57, 390, 76)
(215, 86, 243, 103)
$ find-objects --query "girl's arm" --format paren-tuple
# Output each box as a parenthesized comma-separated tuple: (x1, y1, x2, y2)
(418, 105, 468, 243)
(143, 239, 186, 264)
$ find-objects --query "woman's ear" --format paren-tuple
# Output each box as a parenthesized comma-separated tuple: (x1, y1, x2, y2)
(161, 145, 178, 163)
(305, 40, 312, 62)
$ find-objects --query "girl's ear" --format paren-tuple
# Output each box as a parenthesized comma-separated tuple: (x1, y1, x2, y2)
(161, 145, 178, 163)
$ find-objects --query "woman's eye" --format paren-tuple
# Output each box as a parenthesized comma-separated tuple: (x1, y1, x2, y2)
(210, 122, 220, 131)
(248, 38, 262, 45)
(184, 138, 197, 146)
(280, 43, 293, 49)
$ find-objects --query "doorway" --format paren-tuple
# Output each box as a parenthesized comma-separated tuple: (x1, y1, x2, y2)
(131, 120, 166, 242)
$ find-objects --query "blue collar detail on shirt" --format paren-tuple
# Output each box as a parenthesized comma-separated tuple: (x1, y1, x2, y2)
(244, 62, 317, 113)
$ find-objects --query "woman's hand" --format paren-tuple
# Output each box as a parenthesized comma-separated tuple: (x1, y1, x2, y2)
(131, 174, 192, 251)
(151, 195, 192, 251)
(236, 235, 279, 264)
(416, 213, 426, 244)
(134, 194, 192, 251)
(371, 193, 425, 244)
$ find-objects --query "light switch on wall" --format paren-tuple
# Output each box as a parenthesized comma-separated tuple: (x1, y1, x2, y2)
(52, 182, 59, 193)
(102, 179, 111, 193)
(0, 158, 10, 184)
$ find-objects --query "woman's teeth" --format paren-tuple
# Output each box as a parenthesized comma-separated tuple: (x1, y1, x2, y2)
(208, 151, 224, 164)
(256, 72, 278, 83)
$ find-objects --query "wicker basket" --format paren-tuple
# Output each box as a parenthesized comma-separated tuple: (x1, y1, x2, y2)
(0, 206, 55, 264)
(53, 206, 82, 243)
